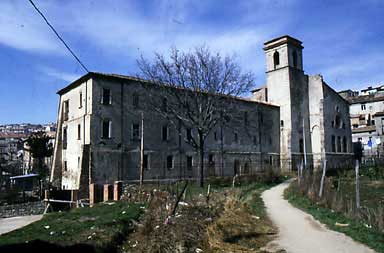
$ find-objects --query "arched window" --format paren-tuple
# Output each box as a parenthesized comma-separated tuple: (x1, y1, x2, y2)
(331, 135, 336, 152)
(292, 51, 298, 68)
(273, 51, 280, 69)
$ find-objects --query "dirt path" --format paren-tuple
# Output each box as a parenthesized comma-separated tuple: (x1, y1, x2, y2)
(0, 215, 43, 235)
(261, 180, 375, 253)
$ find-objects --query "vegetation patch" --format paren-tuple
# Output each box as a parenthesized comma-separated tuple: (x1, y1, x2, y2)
(0, 201, 144, 252)
(285, 181, 384, 253)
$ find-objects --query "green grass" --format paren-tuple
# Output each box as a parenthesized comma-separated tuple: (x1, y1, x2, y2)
(285, 184, 384, 253)
(0, 201, 144, 250)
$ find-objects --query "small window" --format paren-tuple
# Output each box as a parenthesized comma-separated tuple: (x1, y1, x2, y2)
(331, 135, 336, 152)
(214, 131, 218, 141)
(299, 138, 304, 153)
(167, 155, 173, 169)
(273, 51, 280, 68)
(77, 124, 81, 140)
(186, 128, 192, 143)
(208, 154, 214, 164)
(78, 157, 80, 168)
(253, 136, 257, 145)
(162, 98, 167, 112)
(186, 156, 193, 170)
(337, 136, 341, 152)
(63, 161, 67, 172)
(79, 92, 83, 108)
(63, 100, 69, 121)
(102, 120, 111, 139)
(244, 111, 248, 126)
(234, 132, 238, 143)
(133, 93, 139, 108)
(292, 51, 298, 68)
(162, 125, 168, 141)
(143, 154, 149, 170)
(132, 124, 140, 140)
(280, 120, 284, 127)
(102, 88, 111, 105)
(361, 104, 366, 110)
(343, 136, 347, 153)
(63, 127, 67, 150)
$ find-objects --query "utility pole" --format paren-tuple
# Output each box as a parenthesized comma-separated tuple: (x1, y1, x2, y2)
(140, 112, 144, 186)
(302, 118, 307, 169)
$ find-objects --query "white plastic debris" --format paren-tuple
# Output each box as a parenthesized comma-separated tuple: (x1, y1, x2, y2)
(61, 231, 66, 235)
(179, 201, 189, 206)
(44, 225, 50, 229)
(251, 215, 260, 220)
(90, 226, 95, 230)
(49, 231, 55, 236)
(155, 225, 160, 230)
(88, 235, 92, 240)
(195, 248, 203, 253)
(364, 224, 372, 228)
(335, 222, 349, 227)
(122, 211, 126, 214)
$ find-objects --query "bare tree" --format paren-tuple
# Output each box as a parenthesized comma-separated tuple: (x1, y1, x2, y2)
(138, 46, 254, 187)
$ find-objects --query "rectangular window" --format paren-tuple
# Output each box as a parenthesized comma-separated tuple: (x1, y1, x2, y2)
(132, 124, 140, 140)
(133, 93, 139, 108)
(186, 156, 193, 170)
(337, 136, 341, 152)
(78, 157, 80, 168)
(244, 111, 248, 126)
(208, 154, 214, 164)
(167, 155, 173, 169)
(331, 135, 336, 152)
(214, 131, 217, 141)
(361, 104, 366, 110)
(280, 120, 284, 127)
(63, 100, 69, 121)
(79, 92, 83, 108)
(77, 124, 81, 140)
(162, 125, 168, 141)
(234, 133, 238, 143)
(102, 120, 111, 139)
(162, 98, 167, 112)
(63, 161, 67, 172)
(186, 128, 192, 142)
(143, 154, 149, 170)
(102, 88, 111, 105)
(63, 127, 67, 150)
(253, 136, 257, 145)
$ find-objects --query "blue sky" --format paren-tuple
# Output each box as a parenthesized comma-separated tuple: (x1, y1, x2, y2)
(0, 0, 383, 124)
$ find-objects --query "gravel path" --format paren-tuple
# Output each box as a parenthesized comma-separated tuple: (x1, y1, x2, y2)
(0, 215, 43, 235)
(261, 180, 375, 253)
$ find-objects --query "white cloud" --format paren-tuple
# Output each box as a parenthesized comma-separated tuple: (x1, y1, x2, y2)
(39, 66, 80, 83)
(0, 2, 64, 55)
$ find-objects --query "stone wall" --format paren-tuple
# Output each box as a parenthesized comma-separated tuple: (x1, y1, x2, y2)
(0, 201, 45, 218)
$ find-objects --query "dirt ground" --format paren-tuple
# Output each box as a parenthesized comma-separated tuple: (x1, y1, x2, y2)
(119, 182, 278, 253)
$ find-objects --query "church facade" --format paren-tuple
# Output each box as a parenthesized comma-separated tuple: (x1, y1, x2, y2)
(252, 36, 353, 170)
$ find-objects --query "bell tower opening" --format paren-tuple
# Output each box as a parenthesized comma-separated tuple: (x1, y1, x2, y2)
(273, 51, 280, 69)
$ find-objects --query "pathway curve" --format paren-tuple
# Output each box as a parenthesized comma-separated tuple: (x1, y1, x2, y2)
(261, 180, 375, 253)
(0, 215, 43, 235)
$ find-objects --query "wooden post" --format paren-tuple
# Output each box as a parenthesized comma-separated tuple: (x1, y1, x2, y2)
(103, 184, 112, 202)
(113, 181, 122, 201)
(319, 160, 327, 198)
(140, 111, 144, 186)
(71, 190, 78, 208)
(355, 159, 360, 209)
(89, 183, 95, 207)
(303, 119, 307, 169)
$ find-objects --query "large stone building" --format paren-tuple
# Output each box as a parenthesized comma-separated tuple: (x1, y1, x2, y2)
(252, 36, 352, 170)
(50, 35, 353, 191)
(339, 85, 384, 157)
(50, 73, 281, 190)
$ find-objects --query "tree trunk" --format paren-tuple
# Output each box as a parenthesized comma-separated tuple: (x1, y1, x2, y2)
(198, 131, 205, 187)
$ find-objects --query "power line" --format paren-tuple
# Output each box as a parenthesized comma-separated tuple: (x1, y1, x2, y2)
(27, 0, 90, 73)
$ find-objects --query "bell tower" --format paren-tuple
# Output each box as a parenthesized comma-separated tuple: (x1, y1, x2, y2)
(264, 35, 311, 171)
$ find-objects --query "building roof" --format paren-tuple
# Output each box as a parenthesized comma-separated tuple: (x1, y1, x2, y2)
(373, 111, 384, 117)
(0, 132, 27, 139)
(346, 94, 384, 104)
(352, 125, 376, 133)
(263, 35, 303, 50)
(57, 72, 279, 107)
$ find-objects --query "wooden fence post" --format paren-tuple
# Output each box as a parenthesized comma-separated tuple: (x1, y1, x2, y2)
(355, 159, 360, 209)
(319, 160, 327, 198)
